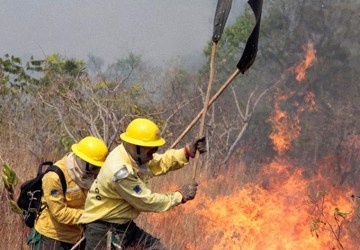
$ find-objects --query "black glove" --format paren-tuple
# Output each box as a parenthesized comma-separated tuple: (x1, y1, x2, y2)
(185, 136, 207, 158)
(178, 182, 198, 203)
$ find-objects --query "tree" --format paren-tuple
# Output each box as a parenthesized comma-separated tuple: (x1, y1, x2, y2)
(34, 53, 160, 149)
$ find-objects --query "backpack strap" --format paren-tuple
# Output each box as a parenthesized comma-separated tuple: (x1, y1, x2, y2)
(37, 161, 55, 176)
(38, 164, 67, 217)
(46, 165, 67, 194)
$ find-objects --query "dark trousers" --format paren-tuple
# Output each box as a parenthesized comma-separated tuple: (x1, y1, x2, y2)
(28, 230, 85, 250)
(84, 220, 168, 250)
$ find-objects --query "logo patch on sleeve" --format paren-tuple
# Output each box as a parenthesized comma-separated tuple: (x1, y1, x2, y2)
(112, 166, 130, 182)
(50, 189, 59, 196)
(133, 185, 142, 194)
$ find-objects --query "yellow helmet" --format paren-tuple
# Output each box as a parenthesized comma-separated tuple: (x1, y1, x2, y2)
(71, 136, 108, 167)
(120, 118, 166, 147)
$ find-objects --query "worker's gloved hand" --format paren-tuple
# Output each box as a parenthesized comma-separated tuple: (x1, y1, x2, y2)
(185, 137, 207, 158)
(178, 182, 198, 203)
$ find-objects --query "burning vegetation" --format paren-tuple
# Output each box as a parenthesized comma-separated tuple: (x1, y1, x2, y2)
(138, 43, 360, 249)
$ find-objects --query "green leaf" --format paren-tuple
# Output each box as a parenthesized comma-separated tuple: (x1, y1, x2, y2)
(2, 162, 18, 186)
(9, 200, 22, 214)
(334, 207, 350, 218)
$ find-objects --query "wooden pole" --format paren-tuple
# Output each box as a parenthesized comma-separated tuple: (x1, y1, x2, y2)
(170, 69, 240, 150)
(192, 42, 216, 180)
(106, 230, 112, 250)
(70, 236, 85, 250)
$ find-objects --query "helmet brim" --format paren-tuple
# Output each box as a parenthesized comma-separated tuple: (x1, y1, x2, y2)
(120, 133, 166, 147)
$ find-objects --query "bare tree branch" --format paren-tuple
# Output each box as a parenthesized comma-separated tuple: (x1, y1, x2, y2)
(222, 75, 286, 164)
(38, 93, 77, 142)
(231, 85, 245, 120)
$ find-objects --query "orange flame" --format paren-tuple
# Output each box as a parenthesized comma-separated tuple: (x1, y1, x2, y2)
(142, 159, 356, 249)
(136, 43, 358, 249)
(303, 91, 318, 112)
(293, 43, 316, 82)
(268, 90, 301, 155)
(269, 43, 317, 155)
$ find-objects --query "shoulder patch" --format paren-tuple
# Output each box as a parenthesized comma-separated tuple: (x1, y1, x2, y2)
(133, 185, 142, 194)
(112, 166, 130, 182)
(50, 189, 59, 196)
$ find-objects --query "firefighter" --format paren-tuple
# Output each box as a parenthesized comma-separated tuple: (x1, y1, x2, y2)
(28, 136, 109, 250)
(79, 118, 206, 250)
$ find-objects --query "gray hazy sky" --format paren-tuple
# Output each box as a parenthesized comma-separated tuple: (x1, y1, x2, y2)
(0, 0, 245, 65)
(0, 1, 243, 66)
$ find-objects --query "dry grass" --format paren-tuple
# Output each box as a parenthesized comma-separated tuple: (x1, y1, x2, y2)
(2, 144, 359, 249)
(0, 141, 60, 250)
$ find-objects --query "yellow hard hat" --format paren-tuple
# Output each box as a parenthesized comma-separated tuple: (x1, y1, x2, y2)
(120, 118, 166, 147)
(71, 136, 108, 167)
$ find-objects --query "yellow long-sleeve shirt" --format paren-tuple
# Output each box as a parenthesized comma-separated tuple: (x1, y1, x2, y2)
(35, 155, 86, 244)
(78, 144, 188, 225)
